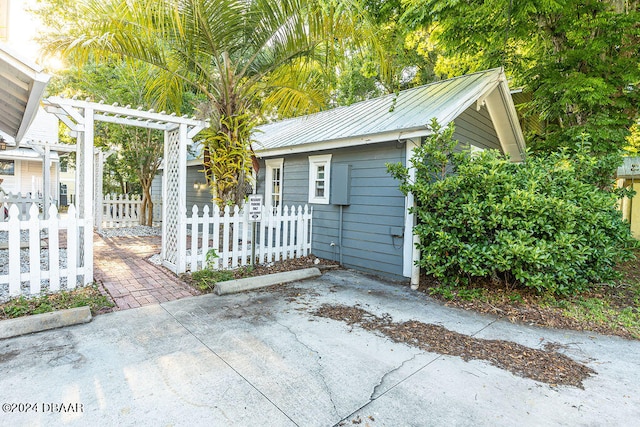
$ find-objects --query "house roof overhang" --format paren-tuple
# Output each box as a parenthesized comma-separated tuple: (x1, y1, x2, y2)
(0, 146, 60, 162)
(0, 43, 51, 146)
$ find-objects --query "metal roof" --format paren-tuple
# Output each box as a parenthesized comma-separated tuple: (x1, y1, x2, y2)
(254, 68, 526, 160)
(0, 43, 50, 144)
(618, 157, 640, 178)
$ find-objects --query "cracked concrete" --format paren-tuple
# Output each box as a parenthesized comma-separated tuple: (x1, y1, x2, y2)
(369, 352, 425, 401)
(1, 269, 639, 426)
(275, 320, 340, 418)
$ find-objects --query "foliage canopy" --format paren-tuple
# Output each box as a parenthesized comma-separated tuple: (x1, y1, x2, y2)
(40, 0, 379, 206)
(401, 0, 640, 176)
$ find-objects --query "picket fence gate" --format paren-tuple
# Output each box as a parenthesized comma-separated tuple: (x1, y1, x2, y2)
(101, 193, 162, 228)
(184, 204, 313, 272)
(0, 203, 92, 299)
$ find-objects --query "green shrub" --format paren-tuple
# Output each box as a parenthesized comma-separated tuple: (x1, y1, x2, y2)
(191, 268, 234, 292)
(388, 120, 637, 296)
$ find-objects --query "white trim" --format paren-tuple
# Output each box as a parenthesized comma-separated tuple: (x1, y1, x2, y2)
(403, 138, 420, 286)
(256, 128, 429, 157)
(265, 158, 284, 209)
(478, 78, 526, 162)
(308, 154, 332, 204)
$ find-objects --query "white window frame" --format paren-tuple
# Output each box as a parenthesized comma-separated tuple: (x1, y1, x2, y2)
(308, 154, 332, 204)
(264, 158, 284, 211)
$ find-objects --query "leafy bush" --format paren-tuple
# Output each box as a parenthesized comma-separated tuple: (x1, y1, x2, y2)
(388, 120, 637, 296)
(191, 269, 235, 292)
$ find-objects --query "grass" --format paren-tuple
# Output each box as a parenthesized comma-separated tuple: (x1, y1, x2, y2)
(550, 283, 640, 338)
(0, 284, 114, 320)
(190, 266, 254, 292)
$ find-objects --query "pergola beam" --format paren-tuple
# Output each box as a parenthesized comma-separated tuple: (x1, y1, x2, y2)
(45, 96, 207, 129)
(94, 113, 172, 131)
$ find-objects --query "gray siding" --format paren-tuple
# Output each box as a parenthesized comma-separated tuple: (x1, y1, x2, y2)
(258, 142, 407, 279)
(151, 164, 214, 211)
(453, 104, 501, 150)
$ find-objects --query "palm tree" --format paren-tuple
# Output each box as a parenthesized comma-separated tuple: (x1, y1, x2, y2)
(45, 0, 376, 206)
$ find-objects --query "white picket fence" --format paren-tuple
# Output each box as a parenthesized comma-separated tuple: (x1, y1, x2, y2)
(1, 192, 44, 222)
(184, 204, 313, 271)
(0, 203, 92, 300)
(101, 194, 163, 228)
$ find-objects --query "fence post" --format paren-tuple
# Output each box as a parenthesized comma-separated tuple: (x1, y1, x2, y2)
(28, 204, 41, 294)
(190, 205, 199, 272)
(48, 204, 60, 292)
(202, 205, 210, 271)
(296, 205, 304, 256)
(305, 205, 312, 255)
(212, 205, 221, 270)
(8, 205, 21, 296)
(67, 204, 78, 289)
(231, 205, 240, 268)
(241, 207, 249, 266)
(222, 206, 231, 269)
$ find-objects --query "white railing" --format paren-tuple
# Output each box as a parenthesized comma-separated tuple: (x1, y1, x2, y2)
(101, 194, 163, 228)
(0, 204, 92, 300)
(1, 192, 43, 222)
(183, 204, 313, 272)
(102, 193, 141, 228)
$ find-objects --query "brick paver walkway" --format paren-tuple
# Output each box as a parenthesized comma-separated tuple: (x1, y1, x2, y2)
(94, 234, 199, 310)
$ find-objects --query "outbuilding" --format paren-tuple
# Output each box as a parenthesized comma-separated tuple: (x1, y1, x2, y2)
(252, 68, 526, 282)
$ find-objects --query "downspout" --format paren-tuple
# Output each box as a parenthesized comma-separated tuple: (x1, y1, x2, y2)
(403, 138, 421, 290)
(339, 205, 344, 266)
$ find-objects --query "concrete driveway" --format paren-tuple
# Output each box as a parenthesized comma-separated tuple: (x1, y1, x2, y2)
(0, 269, 639, 426)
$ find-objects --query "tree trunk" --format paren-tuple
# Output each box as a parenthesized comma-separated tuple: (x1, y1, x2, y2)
(140, 179, 153, 226)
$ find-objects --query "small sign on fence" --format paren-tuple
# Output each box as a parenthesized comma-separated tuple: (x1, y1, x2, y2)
(248, 194, 262, 222)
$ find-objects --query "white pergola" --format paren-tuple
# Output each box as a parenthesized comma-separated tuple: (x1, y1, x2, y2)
(43, 97, 208, 278)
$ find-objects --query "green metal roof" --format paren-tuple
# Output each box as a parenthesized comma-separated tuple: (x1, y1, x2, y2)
(254, 68, 526, 160)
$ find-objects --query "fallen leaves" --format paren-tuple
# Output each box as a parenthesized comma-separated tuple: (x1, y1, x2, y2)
(313, 304, 596, 388)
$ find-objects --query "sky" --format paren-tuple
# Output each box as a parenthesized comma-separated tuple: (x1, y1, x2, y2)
(4, 0, 48, 64)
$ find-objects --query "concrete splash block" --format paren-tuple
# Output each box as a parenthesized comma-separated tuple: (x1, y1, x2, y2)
(0, 306, 92, 339)
(215, 267, 322, 296)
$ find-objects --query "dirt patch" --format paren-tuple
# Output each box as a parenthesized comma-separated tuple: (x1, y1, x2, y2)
(313, 304, 596, 388)
(419, 273, 640, 340)
(235, 255, 340, 278)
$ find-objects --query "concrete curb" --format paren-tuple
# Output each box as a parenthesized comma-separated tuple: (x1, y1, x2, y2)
(0, 306, 92, 340)
(215, 267, 322, 295)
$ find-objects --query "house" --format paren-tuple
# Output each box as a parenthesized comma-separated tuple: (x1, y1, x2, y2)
(251, 68, 526, 281)
(0, 41, 53, 215)
(0, 107, 61, 201)
(162, 68, 526, 281)
(617, 157, 640, 238)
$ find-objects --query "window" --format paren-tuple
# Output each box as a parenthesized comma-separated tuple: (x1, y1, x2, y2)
(265, 158, 284, 210)
(308, 154, 332, 204)
(0, 159, 14, 176)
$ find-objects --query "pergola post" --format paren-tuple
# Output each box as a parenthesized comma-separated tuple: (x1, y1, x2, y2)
(73, 107, 95, 285)
(94, 150, 104, 233)
(161, 126, 186, 273)
(42, 142, 51, 218)
(177, 123, 188, 274)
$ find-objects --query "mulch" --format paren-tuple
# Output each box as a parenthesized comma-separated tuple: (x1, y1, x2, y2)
(312, 304, 596, 388)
